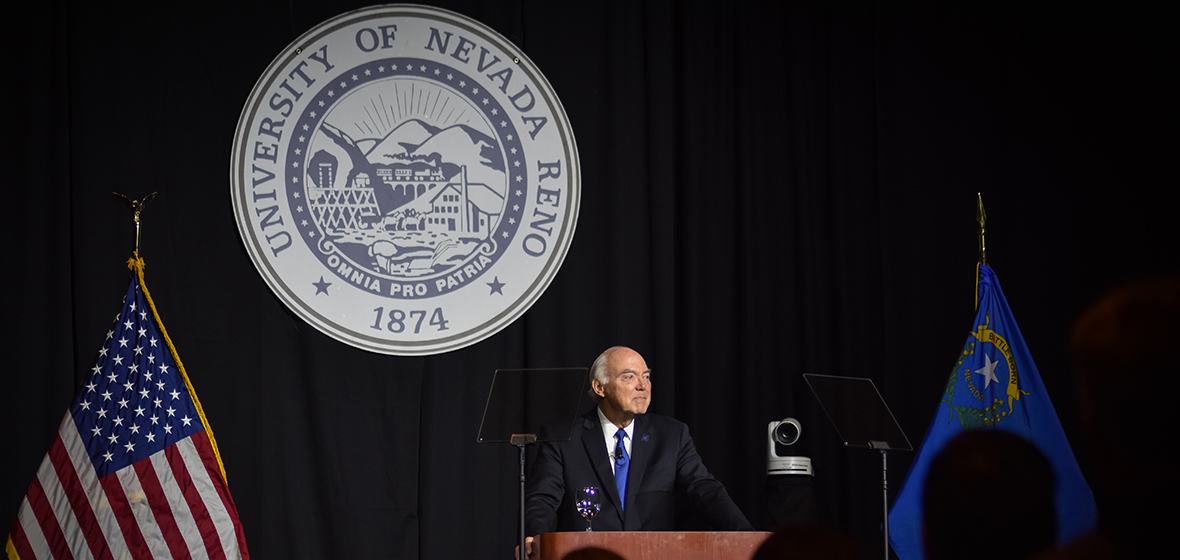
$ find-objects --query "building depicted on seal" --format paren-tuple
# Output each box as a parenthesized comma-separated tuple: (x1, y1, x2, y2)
(397, 166, 503, 236)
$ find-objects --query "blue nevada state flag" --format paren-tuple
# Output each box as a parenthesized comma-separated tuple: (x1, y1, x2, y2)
(888, 264, 1095, 560)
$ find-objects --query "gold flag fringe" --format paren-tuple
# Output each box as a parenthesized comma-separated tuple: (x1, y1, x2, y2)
(127, 254, 229, 483)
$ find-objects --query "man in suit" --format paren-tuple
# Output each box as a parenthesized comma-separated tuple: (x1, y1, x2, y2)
(521, 346, 752, 556)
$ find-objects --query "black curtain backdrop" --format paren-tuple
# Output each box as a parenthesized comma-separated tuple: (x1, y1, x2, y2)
(5, 1, 1175, 559)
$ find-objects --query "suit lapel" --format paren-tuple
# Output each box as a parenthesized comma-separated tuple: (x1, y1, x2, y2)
(580, 412, 623, 525)
(623, 415, 652, 530)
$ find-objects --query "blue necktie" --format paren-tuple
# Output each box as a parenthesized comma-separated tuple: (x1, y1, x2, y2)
(614, 428, 630, 513)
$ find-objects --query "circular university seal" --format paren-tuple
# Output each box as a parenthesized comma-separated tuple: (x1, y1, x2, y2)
(231, 4, 580, 355)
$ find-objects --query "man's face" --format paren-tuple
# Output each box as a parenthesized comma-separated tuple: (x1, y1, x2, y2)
(594, 348, 652, 418)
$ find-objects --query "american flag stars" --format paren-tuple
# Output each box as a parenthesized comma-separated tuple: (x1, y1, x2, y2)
(72, 282, 201, 476)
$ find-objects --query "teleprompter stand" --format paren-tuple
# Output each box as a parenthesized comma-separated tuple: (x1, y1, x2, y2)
(477, 368, 589, 559)
(804, 374, 912, 560)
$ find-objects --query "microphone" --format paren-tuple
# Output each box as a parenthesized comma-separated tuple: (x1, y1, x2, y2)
(615, 445, 623, 462)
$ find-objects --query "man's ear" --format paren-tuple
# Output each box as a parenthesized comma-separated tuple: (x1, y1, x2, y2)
(591, 378, 606, 398)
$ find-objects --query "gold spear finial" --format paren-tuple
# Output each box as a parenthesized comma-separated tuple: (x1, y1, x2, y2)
(113, 192, 158, 256)
(976, 193, 987, 266)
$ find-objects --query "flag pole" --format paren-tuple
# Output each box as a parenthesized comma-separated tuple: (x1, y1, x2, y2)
(976, 193, 988, 311)
(113, 191, 158, 256)
(976, 193, 987, 266)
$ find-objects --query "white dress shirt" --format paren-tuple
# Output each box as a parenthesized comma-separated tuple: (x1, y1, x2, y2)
(596, 406, 634, 475)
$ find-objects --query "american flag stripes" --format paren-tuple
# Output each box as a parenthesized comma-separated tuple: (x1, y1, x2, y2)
(6, 257, 249, 560)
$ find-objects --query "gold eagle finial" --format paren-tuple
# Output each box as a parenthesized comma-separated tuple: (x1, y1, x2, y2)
(113, 192, 158, 256)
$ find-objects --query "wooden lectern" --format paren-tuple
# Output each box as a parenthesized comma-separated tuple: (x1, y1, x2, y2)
(535, 532, 772, 560)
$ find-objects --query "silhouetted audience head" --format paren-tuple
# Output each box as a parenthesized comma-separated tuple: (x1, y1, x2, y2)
(1060, 277, 1180, 559)
(923, 430, 1056, 560)
(751, 525, 866, 560)
(1070, 276, 1180, 473)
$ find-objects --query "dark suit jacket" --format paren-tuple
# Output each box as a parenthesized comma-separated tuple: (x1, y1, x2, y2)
(524, 411, 753, 536)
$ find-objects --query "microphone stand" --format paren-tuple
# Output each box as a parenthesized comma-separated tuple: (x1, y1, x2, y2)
(512, 434, 536, 558)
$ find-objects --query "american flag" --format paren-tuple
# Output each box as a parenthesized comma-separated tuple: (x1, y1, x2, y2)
(6, 258, 249, 560)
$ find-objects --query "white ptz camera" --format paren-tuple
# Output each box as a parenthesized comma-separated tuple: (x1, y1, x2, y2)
(767, 418, 813, 476)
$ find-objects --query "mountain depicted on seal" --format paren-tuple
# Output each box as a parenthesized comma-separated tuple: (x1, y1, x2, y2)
(367, 119, 505, 174)
(366, 119, 439, 158)
(319, 120, 506, 218)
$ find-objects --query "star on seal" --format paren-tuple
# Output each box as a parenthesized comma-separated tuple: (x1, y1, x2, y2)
(313, 276, 332, 296)
(487, 277, 505, 296)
